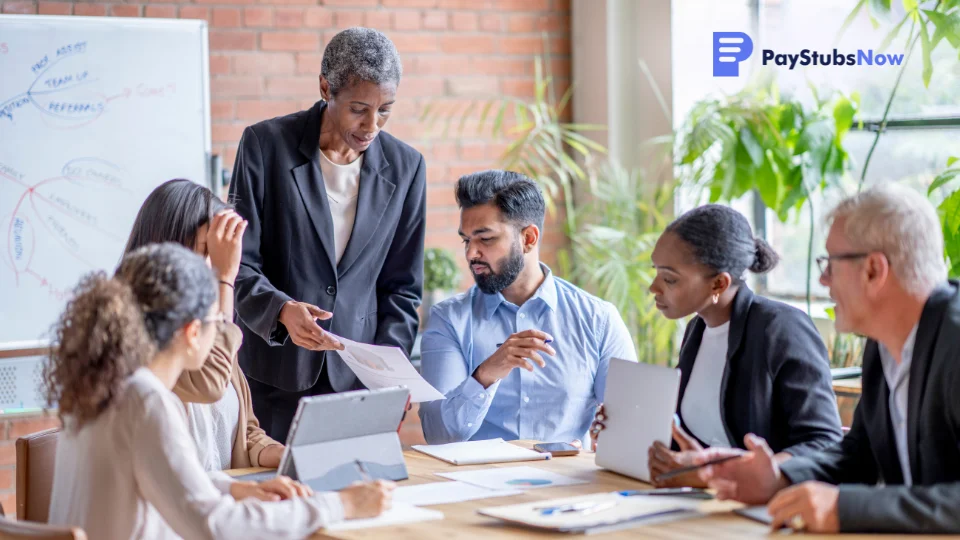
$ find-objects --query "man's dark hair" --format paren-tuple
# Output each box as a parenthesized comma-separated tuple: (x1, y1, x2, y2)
(454, 170, 545, 230)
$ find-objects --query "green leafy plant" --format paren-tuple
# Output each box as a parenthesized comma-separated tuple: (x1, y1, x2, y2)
(844, 0, 960, 189)
(928, 156, 960, 276)
(675, 79, 859, 311)
(572, 162, 679, 364)
(423, 248, 460, 292)
(420, 56, 605, 240)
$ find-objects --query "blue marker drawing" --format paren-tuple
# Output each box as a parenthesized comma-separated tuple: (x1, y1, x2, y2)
(0, 41, 117, 124)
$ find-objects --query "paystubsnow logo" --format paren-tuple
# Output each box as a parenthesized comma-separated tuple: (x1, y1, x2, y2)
(713, 32, 905, 77)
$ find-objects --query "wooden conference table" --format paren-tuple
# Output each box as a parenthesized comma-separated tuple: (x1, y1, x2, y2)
(227, 440, 937, 539)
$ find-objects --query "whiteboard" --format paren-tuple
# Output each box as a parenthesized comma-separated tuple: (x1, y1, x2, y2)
(0, 15, 211, 350)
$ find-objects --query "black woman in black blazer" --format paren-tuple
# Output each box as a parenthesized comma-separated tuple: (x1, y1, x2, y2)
(228, 29, 426, 441)
(646, 205, 841, 483)
(675, 284, 843, 457)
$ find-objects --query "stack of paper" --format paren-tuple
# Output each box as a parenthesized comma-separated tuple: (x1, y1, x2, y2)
(412, 438, 550, 465)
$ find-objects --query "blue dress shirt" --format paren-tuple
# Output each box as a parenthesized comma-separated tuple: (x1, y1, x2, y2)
(418, 265, 637, 444)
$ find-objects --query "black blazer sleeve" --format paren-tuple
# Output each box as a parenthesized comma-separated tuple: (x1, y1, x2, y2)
(779, 400, 879, 486)
(834, 355, 960, 534)
(768, 312, 843, 457)
(835, 482, 960, 533)
(229, 126, 294, 346)
(373, 154, 426, 356)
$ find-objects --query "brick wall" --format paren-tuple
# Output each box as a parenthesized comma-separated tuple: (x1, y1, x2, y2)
(1, 0, 572, 275)
(0, 0, 570, 515)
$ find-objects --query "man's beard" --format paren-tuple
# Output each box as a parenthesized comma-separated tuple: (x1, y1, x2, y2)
(471, 240, 525, 295)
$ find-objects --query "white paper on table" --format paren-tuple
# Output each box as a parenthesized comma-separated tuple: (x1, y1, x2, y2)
(412, 438, 550, 465)
(394, 481, 524, 507)
(332, 334, 445, 403)
(437, 465, 588, 491)
(324, 503, 443, 531)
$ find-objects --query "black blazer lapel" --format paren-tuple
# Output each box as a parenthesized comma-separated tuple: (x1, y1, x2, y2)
(337, 135, 396, 278)
(906, 282, 956, 477)
(291, 101, 337, 273)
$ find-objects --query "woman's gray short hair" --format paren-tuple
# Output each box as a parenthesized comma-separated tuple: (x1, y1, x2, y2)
(827, 183, 946, 297)
(321, 27, 402, 96)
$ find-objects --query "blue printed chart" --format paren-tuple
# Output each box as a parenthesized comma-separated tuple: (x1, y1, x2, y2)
(0, 16, 211, 349)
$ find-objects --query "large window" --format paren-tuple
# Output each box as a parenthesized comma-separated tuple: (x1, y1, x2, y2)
(672, 0, 960, 301)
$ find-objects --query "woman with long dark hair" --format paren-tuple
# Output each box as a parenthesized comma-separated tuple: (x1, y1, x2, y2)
(124, 178, 281, 470)
(46, 243, 392, 539)
(592, 205, 842, 487)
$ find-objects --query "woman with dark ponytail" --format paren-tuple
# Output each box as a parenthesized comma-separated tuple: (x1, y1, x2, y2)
(591, 205, 842, 487)
(46, 243, 392, 539)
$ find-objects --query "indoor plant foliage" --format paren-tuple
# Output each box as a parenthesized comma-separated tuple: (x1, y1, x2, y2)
(572, 162, 679, 365)
(421, 247, 461, 327)
(675, 79, 859, 311)
(423, 247, 460, 293)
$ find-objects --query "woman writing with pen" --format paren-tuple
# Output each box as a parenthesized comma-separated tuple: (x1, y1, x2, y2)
(591, 205, 842, 487)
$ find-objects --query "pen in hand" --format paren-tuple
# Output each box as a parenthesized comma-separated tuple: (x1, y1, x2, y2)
(496, 339, 554, 348)
(653, 453, 745, 482)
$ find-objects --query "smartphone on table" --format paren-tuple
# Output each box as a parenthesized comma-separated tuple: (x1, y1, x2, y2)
(533, 442, 581, 457)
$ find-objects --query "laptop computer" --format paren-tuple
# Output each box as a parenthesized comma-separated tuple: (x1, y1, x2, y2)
(594, 359, 681, 483)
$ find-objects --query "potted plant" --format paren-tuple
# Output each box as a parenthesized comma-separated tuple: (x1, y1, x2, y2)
(421, 247, 461, 328)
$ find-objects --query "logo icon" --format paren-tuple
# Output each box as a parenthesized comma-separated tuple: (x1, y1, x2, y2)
(713, 32, 754, 77)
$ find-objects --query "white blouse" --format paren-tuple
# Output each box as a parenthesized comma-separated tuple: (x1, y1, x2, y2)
(680, 321, 733, 448)
(48, 368, 344, 539)
(186, 383, 241, 471)
(319, 149, 362, 264)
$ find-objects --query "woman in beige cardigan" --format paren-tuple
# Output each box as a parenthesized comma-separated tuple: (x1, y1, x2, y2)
(123, 178, 284, 469)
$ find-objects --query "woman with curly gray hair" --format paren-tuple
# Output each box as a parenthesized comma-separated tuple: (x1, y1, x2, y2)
(229, 27, 426, 441)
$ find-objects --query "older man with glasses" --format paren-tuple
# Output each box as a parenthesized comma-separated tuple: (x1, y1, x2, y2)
(692, 183, 960, 534)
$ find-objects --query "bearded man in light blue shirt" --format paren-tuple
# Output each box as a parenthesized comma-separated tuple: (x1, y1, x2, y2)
(418, 170, 637, 445)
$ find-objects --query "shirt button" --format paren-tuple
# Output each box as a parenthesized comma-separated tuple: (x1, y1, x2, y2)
(519, 313, 526, 319)
(523, 395, 530, 403)
(326, 285, 337, 296)
(478, 392, 486, 399)
(467, 422, 473, 428)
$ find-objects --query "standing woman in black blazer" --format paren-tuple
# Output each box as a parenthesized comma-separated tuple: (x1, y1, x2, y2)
(229, 27, 426, 441)
(592, 205, 842, 486)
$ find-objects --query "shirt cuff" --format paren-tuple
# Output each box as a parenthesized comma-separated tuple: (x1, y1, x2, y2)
(316, 492, 346, 523)
(208, 471, 236, 496)
(461, 374, 500, 407)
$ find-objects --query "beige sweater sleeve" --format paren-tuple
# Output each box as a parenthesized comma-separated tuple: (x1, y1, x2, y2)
(173, 323, 243, 404)
(233, 364, 281, 466)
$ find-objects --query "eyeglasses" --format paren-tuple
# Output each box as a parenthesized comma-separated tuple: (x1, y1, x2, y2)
(815, 252, 871, 277)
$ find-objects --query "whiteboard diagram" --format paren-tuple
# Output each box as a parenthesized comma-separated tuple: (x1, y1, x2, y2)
(0, 16, 210, 349)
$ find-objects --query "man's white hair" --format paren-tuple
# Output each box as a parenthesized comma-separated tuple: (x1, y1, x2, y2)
(827, 183, 946, 297)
